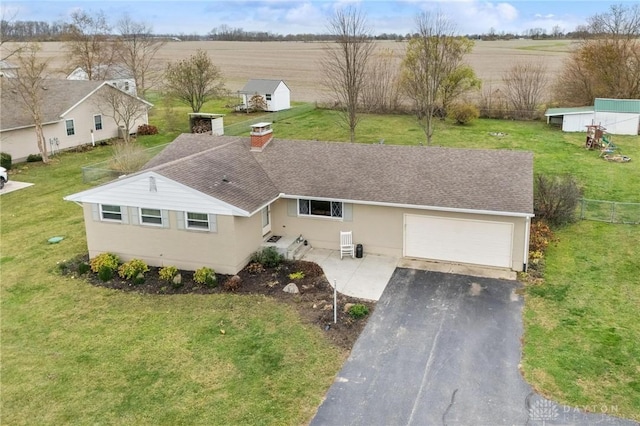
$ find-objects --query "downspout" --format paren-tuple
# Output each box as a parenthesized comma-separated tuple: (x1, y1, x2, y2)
(523, 216, 532, 272)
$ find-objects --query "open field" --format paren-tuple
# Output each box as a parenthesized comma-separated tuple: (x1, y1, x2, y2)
(27, 39, 574, 102)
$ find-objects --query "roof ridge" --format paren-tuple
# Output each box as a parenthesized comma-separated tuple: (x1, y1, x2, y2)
(145, 138, 241, 173)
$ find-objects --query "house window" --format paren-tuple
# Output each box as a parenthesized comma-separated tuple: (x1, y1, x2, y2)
(140, 208, 162, 226)
(94, 115, 103, 131)
(66, 119, 75, 136)
(186, 212, 209, 230)
(124, 81, 130, 92)
(100, 204, 122, 221)
(298, 199, 343, 218)
(265, 93, 272, 101)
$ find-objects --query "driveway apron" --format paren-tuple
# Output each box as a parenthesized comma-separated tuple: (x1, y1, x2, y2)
(312, 268, 637, 426)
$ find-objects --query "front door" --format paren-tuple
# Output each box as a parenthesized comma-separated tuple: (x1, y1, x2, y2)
(261, 205, 271, 236)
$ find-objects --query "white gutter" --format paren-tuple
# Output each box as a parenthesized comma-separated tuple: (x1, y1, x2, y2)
(279, 194, 535, 218)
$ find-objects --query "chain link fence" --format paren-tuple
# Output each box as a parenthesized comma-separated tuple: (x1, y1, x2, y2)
(578, 198, 640, 224)
(223, 103, 316, 136)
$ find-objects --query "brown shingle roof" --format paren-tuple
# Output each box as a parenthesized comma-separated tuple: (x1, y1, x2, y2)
(143, 134, 533, 215)
(1, 79, 104, 130)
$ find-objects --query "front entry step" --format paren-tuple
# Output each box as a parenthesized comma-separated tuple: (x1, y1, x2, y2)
(261, 235, 311, 260)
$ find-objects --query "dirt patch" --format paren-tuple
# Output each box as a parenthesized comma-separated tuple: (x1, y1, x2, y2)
(61, 256, 373, 351)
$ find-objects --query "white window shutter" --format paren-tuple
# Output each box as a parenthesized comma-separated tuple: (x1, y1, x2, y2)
(177, 212, 185, 230)
(92, 204, 100, 221)
(162, 210, 170, 228)
(209, 214, 217, 233)
(287, 199, 297, 217)
(121, 206, 129, 224)
(130, 207, 139, 225)
(343, 203, 353, 221)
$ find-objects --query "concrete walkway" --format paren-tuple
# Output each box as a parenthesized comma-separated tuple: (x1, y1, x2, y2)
(0, 181, 34, 196)
(301, 248, 398, 301)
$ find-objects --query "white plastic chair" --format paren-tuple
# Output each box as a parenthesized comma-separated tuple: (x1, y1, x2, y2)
(340, 231, 355, 259)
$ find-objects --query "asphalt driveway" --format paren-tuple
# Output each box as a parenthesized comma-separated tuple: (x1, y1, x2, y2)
(312, 268, 637, 426)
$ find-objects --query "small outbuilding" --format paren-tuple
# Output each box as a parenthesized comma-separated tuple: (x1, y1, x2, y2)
(545, 98, 640, 135)
(238, 79, 290, 112)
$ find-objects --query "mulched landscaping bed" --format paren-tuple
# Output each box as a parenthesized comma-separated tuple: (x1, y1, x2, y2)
(61, 255, 374, 351)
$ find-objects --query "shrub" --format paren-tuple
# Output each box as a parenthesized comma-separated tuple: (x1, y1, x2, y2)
(534, 174, 582, 227)
(90, 253, 120, 274)
(246, 262, 265, 275)
(288, 271, 305, 280)
(137, 124, 159, 135)
(447, 102, 480, 125)
(529, 220, 554, 253)
(109, 142, 148, 173)
(159, 265, 179, 282)
(223, 275, 241, 292)
(0, 152, 12, 170)
(250, 247, 283, 268)
(348, 303, 369, 319)
(194, 267, 217, 287)
(26, 153, 42, 162)
(98, 266, 114, 282)
(298, 261, 324, 278)
(77, 262, 91, 275)
(118, 259, 149, 284)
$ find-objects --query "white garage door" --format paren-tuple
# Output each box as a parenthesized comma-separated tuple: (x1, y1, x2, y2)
(404, 215, 513, 268)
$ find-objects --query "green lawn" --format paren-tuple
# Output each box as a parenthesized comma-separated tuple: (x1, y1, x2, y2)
(0, 144, 343, 425)
(2, 109, 639, 422)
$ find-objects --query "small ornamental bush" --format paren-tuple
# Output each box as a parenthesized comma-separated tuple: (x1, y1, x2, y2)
(26, 153, 43, 162)
(90, 253, 120, 274)
(0, 152, 12, 170)
(137, 124, 159, 135)
(194, 267, 217, 287)
(159, 266, 179, 282)
(223, 275, 241, 292)
(529, 220, 555, 254)
(288, 271, 305, 280)
(77, 262, 91, 275)
(98, 266, 114, 282)
(534, 174, 582, 227)
(299, 262, 324, 278)
(118, 259, 149, 284)
(246, 262, 265, 275)
(250, 247, 283, 268)
(448, 102, 480, 125)
(348, 304, 369, 319)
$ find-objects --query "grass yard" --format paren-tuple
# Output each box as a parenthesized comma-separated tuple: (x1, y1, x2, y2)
(2, 106, 638, 422)
(0, 144, 344, 425)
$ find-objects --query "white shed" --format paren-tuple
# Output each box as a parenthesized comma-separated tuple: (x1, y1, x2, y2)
(238, 79, 290, 112)
(545, 98, 640, 135)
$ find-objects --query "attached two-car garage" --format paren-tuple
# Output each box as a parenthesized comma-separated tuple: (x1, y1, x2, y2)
(403, 214, 515, 269)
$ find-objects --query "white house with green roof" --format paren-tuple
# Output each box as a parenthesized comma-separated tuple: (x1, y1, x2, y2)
(545, 98, 640, 135)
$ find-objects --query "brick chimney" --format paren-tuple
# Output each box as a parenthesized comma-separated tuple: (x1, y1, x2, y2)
(250, 122, 273, 152)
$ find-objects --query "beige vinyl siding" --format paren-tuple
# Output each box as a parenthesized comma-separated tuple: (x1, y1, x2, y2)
(272, 198, 528, 271)
(82, 204, 257, 274)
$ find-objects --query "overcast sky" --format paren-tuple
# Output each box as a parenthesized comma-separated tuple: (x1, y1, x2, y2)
(2, 0, 625, 36)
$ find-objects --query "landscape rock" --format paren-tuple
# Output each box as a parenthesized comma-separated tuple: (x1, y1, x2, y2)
(283, 283, 299, 294)
(343, 303, 354, 313)
(173, 273, 182, 286)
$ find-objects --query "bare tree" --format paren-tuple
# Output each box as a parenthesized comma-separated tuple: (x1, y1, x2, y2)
(401, 12, 472, 145)
(502, 61, 548, 120)
(361, 48, 402, 113)
(554, 3, 640, 104)
(6, 43, 50, 162)
(164, 49, 226, 113)
(95, 85, 151, 143)
(63, 9, 114, 79)
(1, 9, 23, 61)
(322, 7, 374, 143)
(115, 14, 165, 98)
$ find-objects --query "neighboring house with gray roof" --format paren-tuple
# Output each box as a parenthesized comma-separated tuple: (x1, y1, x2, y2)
(1, 79, 152, 162)
(545, 98, 640, 135)
(238, 79, 290, 112)
(0, 60, 19, 78)
(65, 124, 534, 275)
(67, 64, 137, 96)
